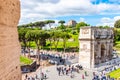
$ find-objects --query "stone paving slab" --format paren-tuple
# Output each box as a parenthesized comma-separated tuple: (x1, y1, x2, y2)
(36, 65, 94, 80)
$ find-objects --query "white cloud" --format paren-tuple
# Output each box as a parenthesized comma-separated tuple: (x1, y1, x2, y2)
(114, 16, 120, 21)
(19, 0, 120, 24)
(100, 17, 113, 23)
(80, 18, 85, 22)
(97, 16, 120, 27)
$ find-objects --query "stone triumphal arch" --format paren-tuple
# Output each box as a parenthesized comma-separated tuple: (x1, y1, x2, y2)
(0, 0, 21, 80)
(79, 27, 113, 69)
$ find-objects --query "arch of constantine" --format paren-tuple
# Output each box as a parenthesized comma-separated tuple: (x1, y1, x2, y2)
(0, 0, 21, 80)
(79, 27, 114, 69)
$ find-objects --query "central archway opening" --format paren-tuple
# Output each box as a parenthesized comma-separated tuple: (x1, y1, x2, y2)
(101, 44, 105, 62)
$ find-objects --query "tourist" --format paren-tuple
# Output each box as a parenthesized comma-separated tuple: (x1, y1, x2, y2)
(84, 71, 87, 76)
(64, 67, 66, 74)
(93, 72, 96, 76)
(82, 74, 85, 80)
(27, 77, 30, 80)
(25, 74, 28, 79)
(41, 72, 44, 79)
(66, 69, 68, 75)
(58, 67, 61, 76)
(71, 66, 74, 73)
(35, 74, 38, 79)
(61, 67, 64, 75)
(44, 73, 47, 79)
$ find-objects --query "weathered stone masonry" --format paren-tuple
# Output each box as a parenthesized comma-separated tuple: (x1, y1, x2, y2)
(0, 0, 21, 80)
(79, 27, 113, 69)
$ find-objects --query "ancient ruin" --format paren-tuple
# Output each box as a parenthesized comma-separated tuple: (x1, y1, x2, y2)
(0, 0, 21, 80)
(79, 27, 113, 69)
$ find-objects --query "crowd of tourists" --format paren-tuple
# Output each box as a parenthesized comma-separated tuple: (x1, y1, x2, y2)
(22, 49, 120, 80)
(93, 59, 120, 80)
(24, 72, 47, 80)
(56, 64, 116, 80)
(23, 63, 119, 80)
(39, 50, 77, 65)
(92, 72, 114, 80)
(91, 59, 120, 80)
(56, 64, 83, 76)
(22, 48, 77, 59)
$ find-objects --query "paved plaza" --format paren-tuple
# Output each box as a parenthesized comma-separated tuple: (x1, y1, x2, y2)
(22, 56, 120, 80)
(38, 65, 95, 80)
(22, 49, 120, 80)
(22, 65, 95, 80)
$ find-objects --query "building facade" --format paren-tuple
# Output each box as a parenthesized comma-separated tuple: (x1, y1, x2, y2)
(67, 20, 77, 27)
(79, 27, 113, 69)
(0, 0, 21, 80)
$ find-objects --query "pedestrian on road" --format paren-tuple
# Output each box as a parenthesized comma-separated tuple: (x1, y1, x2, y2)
(44, 74, 47, 80)
(41, 72, 44, 79)
(84, 71, 87, 76)
(93, 72, 95, 76)
(82, 74, 85, 80)
(58, 67, 61, 76)
(66, 69, 68, 75)
(61, 67, 64, 75)
(35, 74, 38, 79)
(25, 74, 28, 79)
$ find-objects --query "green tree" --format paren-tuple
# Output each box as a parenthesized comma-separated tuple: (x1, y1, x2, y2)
(34, 21, 45, 29)
(58, 20, 65, 25)
(18, 24, 28, 28)
(45, 20, 55, 29)
(18, 28, 29, 55)
(76, 22, 90, 32)
(47, 30, 53, 50)
(114, 28, 120, 45)
(25, 30, 34, 58)
(39, 30, 50, 49)
(99, 25, 110, 28)
(60, 32, 71, 53)
(27, 22, 34, 28)
(114, 19, 120, 28)
(52, 31, 61, 50)
(57, 24, 66, 30)
(29, 30, 42, 64)
(104, 25, 110, 28)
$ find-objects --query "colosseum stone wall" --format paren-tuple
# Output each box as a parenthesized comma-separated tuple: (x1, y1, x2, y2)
(0, 0, 21, 80)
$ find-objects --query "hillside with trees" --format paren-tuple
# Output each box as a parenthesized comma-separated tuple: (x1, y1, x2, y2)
(18, 19, 120, 53)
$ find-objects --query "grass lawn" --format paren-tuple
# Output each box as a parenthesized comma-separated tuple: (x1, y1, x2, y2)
(20, 56, 33, 65)
(114, 41, 120, 55)
(108, 68, 120, 79)
(23, 34, 79, 52)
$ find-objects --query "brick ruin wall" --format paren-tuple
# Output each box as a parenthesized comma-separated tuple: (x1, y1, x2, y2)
(0, 0, 21, 80)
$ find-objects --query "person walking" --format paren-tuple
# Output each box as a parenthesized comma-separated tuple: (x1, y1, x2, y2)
(58, 67, 61, 76)
(93, 72, 95, 76)
(82, 74, 85, 80)
(84, 71, 87, 76)
(35, 74, 38, 79)
(61, 67, 64, 75)
(25, 74, 28, 79)
(64, 67, 66, 75)
(44, 74, 47, 80)
(66, 69, 68, 75)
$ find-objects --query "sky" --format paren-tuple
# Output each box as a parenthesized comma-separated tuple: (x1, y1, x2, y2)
(19, 0, 120, 27)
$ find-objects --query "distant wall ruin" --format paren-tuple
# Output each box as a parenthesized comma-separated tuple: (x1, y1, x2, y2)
(0, 0, 21, 80)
